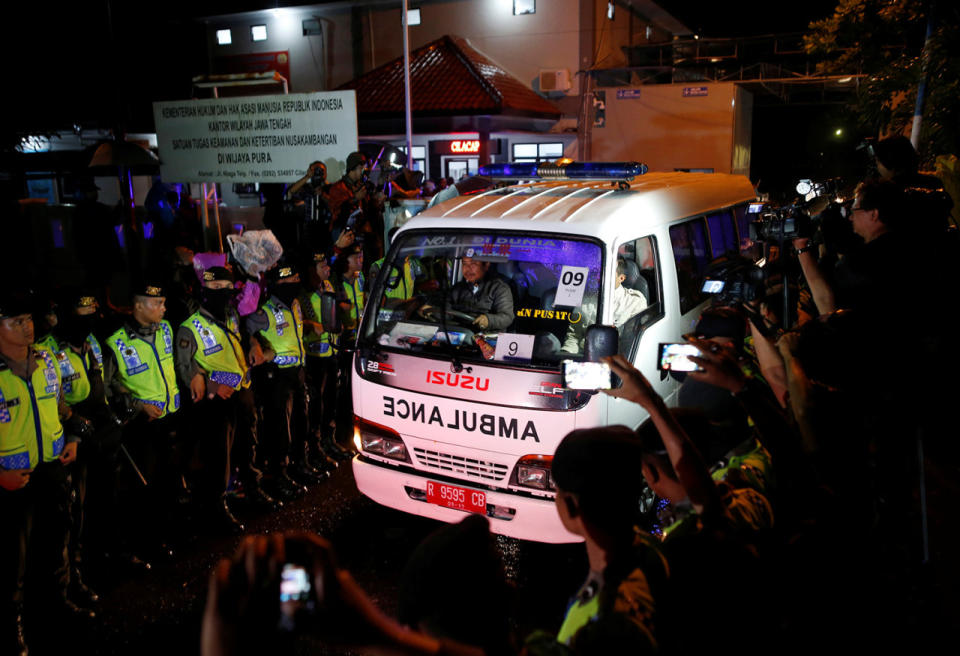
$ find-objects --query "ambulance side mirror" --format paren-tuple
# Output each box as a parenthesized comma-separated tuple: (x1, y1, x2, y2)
(584, 324, 618, 361)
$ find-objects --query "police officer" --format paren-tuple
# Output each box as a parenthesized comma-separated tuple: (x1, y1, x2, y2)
(245, 263, 321, 502)
(1, 291, 93, 656)
(300, 252, 349, 462)
(175, 267, 248, 534)
(333, 243, 365, 451)
(102, 283, 185, 557)
(45, 293, 117, 607)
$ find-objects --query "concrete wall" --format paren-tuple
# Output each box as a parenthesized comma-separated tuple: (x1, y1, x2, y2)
(590, 82, 751, 174)
(203, 1, 603, 98)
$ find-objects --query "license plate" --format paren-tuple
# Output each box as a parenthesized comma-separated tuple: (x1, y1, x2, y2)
(425, 480, 486, 515)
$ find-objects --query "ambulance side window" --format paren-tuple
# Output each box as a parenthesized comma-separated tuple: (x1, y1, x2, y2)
(706, 209, 737, 259)
(669, 218, 710, 314)
(734, 204, 762, 261)
(616, 236, 663, 360)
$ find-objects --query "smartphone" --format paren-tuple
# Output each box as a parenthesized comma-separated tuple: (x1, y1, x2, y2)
(563, 360, 612, 389)
(657, 343, 704, 372)
(278, 563, 313, 631)
(701, 279, 725, 294)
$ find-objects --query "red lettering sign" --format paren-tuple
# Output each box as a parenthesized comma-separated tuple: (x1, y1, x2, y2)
(451, 140, 481, 154)
(426, 370, 490, 391)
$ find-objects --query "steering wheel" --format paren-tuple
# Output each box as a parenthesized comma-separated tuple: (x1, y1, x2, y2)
(420, 307, 477, 325)
(444, 309, 479, 324)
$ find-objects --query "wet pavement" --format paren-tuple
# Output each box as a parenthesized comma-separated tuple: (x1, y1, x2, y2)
(66, 462, 585, 655)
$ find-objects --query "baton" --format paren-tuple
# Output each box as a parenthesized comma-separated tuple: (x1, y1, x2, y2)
(120, 444, 149, 487)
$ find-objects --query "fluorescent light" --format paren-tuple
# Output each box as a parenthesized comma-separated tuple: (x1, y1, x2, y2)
(607, 2, 614, 20)
(406, 8, 421, 25)
(251, 24, 267, 41)
(216, 29, 232, 45)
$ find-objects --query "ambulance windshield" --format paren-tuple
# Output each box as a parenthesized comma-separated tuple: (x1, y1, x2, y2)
(360, 231, 604, 367)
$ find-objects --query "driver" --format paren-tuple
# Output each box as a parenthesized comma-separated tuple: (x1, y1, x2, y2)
(424, 250, 514, 331)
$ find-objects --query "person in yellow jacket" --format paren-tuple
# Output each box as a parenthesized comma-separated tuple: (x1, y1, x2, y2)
(1, 291, 93, 656)
(245, 263, 323, 503)
(102, 282, 185, 559)
(175, 267, 251, 535)
(300, 251, 349, 462)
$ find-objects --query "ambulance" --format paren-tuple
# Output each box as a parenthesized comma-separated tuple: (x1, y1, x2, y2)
(351, 162, 757, 543)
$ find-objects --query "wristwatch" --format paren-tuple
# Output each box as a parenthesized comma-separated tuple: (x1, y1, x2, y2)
(795, 244, 815, 255)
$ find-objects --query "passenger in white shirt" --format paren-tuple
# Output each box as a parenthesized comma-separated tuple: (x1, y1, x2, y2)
(563, 259, 647, 353)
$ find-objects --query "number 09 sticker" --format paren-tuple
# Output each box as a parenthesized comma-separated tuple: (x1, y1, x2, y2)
(494, 333, 535, 362)
(553, 266, 590, 307)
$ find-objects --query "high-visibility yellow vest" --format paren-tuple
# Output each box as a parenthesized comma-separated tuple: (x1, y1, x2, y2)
(340, 273, 365, 338)
(39, 334, 92, 406)
(181, 311, 250, 389)
(54, 344, 91, 406)
(303, 282, 336, 359)
(258, 299, 305, 368)
(106, 322, 180, 417)
(0, 346, 64, 470)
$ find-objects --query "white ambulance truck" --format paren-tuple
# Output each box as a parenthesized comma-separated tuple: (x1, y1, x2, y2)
(351, 163, 757, 543)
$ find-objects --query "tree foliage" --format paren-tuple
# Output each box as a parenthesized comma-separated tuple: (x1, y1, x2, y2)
(804, 0, 960, 166)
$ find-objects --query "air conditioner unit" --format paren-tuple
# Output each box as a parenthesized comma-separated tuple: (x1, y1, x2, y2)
(539, 69, 572, 92)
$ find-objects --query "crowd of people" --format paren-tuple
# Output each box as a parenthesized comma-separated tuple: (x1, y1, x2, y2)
(2, 139, 959, 656)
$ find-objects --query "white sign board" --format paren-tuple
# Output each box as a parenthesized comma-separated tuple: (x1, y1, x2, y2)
(153, 91, 357, 184)
(553, 266, 590, 307)
(494, 333, 535, 362)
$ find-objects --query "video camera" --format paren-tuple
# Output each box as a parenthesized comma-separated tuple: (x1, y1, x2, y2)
(700, 256, 766, 306)
(748, 178, 840, 243)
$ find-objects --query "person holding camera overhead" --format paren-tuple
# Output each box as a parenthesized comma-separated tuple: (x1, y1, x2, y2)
(325, 152, 369, 231)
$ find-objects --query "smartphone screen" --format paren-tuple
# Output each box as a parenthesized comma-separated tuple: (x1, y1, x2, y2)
(563, 360, 612, 389)
(657, 343, 704, 372)
(701, 279, 725, 294)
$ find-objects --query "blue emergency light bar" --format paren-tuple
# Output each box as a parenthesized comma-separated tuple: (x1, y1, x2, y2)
(479, 161, 647, 181)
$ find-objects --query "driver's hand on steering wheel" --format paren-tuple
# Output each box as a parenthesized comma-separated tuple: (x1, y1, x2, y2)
(473, 314, 489, 329)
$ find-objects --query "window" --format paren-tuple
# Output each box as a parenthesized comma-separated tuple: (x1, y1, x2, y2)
(251, 24, 267, 42)
(616, 236, 663, 359)
(406, 8, 421, 25)
(216, 29, 232, 45)
(512, 142, 564, 163)
(734, 204, 762, 261)
(706, 209, 737, 259)
(302, 19, 322, 36)
(669, 219, 710, 314)
(514, 0, 535, 15)
(399, 145, 426, 173)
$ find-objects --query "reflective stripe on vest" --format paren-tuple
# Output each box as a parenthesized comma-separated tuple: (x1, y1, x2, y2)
(259, 299, 304, 368)
(106, 322, 180, 417)
(0, 347, 65, 469)
(182, 312, 250, 389)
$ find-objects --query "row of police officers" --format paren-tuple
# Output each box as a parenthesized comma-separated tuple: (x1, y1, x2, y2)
(0, 240, 368, 655)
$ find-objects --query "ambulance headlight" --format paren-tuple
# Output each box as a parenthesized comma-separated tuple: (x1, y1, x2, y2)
(354, 416, 410, 462)
(511, 455, 556, 491)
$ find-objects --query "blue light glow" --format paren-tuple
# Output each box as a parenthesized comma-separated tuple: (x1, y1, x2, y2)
(479, 161, 647, 180)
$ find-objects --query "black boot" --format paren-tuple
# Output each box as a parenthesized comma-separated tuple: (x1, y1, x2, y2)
(3, 609, 28, 656)
(322, 433, 353, 461)
(68, 567, 99, 606)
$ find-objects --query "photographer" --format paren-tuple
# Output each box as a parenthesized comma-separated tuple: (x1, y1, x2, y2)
(326, 152, 369, 231)
(200, 531, 490, 656)
(285, 162, 333, 256)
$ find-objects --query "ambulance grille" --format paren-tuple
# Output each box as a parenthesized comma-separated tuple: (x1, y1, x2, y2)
(413, 448, 509, 482)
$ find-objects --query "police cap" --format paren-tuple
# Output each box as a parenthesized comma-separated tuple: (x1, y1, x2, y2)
(202, 266, 234, 284)
(0, 290, 35, 320)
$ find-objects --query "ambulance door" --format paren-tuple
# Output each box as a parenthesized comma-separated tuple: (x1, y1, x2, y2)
(607, 234, 671, 428)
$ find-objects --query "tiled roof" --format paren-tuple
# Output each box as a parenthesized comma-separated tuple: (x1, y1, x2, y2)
(339, 35, 561, 119)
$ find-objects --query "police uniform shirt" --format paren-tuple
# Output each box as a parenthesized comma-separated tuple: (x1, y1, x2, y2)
(175, 306, 245, 394)
(102, 321, 162, 414)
